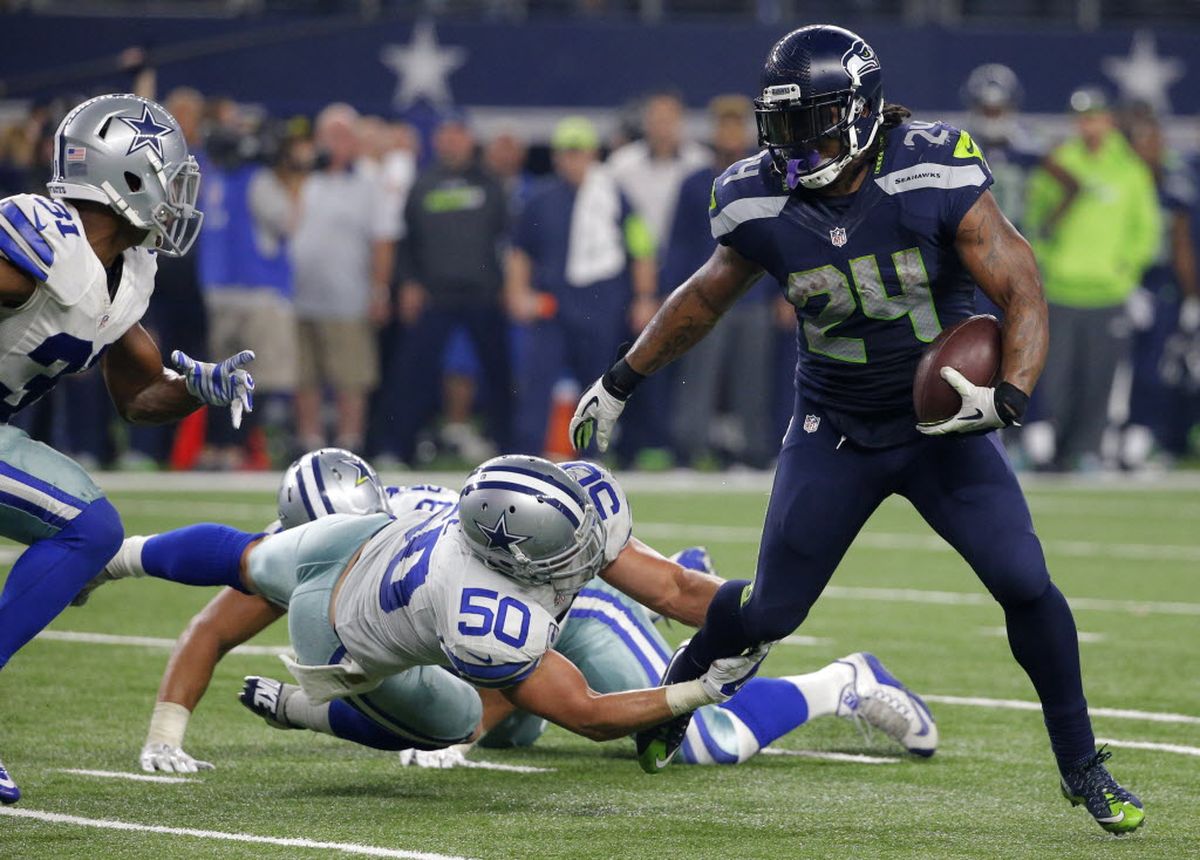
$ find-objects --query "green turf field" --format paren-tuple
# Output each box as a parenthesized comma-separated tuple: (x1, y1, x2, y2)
(1, 476, 1197, 859)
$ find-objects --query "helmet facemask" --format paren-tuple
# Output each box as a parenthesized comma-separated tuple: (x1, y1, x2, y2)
(756, 84, 881, 191)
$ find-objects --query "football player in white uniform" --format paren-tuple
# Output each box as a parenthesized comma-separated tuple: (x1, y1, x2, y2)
(0, 93, 255, 803)
(98, 450, 934, 773)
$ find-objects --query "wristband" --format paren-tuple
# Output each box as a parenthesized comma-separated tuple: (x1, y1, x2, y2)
(145, 701, 191, 748)
(664, 679, 718, 716)
(601, 358, 646, 401)
(994, 381, 1030, 427)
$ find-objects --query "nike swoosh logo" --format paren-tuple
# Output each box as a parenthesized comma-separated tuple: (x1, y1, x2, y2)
(0, 776, 16, 789)
(1099, 810, 1125, 824)
(654, 756, 672, 769)
(963, 409, 984, 421)
(32, 209, 46, 232)
(464, 649, 494, 665)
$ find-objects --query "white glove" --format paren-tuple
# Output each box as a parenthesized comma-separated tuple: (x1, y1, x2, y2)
(917, 367, 1005, 436)
(699, 644, 771, 704)
(1125, 287, 1155, 332)
(140, 742, 214, 774)
(398, 746, 469, 769)
(171, 349, 256, 429)
(569, 376, 626, 452)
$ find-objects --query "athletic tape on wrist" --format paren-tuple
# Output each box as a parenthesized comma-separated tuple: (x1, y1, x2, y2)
(145, 701, 191, 749)
(664, 679, 719, 716)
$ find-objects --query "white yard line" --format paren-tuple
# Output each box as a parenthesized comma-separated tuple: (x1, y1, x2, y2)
(456, 760, 554, 773)
(778, 635, 831, 647)
(0, 807, 479, 860)
(37, 629, 288, 656)
(923, 694, 1200, 725)
(57, 768, 195, 784)
(819, 585, 1200, 617)
(1094, 738, 1200, 758)
(760, 748, 900, 764)
(979, 626, 1106, 643)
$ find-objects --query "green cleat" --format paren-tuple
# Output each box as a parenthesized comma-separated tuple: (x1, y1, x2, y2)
(1060, 746, 1145, 834)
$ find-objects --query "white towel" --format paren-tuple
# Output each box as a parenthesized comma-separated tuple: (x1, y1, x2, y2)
(279, 652, 381, 704)
(565, 164, 627, 288)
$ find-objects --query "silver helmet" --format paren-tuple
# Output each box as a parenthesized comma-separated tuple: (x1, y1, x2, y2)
(277, 448, 389, 530)
(47, 93, 203, 256)
(459, 455, 605, 598)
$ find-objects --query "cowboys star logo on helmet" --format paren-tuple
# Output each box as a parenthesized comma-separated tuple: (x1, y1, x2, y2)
(118, 104, 176, 160)
(475, 512, 530, 553)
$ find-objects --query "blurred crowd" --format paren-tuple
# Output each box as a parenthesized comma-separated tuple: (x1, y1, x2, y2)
(1, 63, 1199, 473)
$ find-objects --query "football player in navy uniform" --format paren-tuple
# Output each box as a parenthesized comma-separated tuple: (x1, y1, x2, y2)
(570, 25, 1143, 833)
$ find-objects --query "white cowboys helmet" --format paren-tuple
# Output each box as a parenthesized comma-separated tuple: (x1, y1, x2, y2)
(47, 93, 203, 256)
(277, 448, 389, 530)
(459, 455, 605, 598)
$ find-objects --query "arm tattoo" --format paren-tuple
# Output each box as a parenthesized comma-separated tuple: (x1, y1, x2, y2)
(958, 194, 1049, 395)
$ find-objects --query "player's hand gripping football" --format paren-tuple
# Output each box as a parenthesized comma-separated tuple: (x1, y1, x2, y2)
(139, 741, 214, 774)
(916, 367, 1006, 436)
(570, 376, 627, 452)
(700, 643, 772, 703)
(171, 349, 256, 429)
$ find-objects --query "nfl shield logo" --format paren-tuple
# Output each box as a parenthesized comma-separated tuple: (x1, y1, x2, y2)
(829, 227, 847, 247)
(803, 414, 821, 434)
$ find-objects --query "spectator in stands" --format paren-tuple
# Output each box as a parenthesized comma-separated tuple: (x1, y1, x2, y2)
(291, 103, 397, 455)
(1119, 106, 1199, 467)
(1022, 88, 1161, 471)
(607, 91, 709, 466)
(389, 113, 511, 464)
(506, 116, 656, 456)
(485, 129, 533, 216)
(666, 96, 777, 469)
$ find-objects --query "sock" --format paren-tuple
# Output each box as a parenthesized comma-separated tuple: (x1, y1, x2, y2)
(717, 676, 810, 756)
(0, 498, 124, 667)
(1003, 582, 1095, 771)
(140, 524, 261, 593)
(328, 700, 419, 751)
(668, 578, 756, 684)
(279, 685, 332, 733)
(782, 661, 856, 720)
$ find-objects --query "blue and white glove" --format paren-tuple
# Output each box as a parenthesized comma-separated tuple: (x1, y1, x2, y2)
(171, 349, 256, 429)
(699, 643, 771, 703)
(917, 367, 1029, 436)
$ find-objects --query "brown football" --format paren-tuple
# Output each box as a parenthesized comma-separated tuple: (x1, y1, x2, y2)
(913, 314, 1002, 423)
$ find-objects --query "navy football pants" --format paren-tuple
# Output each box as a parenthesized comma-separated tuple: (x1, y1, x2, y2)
(692, 391, 1093, 768)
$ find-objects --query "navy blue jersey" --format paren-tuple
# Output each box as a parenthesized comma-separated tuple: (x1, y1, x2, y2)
(1143, 154, 1197, 295)
(710, 120, 993, 447)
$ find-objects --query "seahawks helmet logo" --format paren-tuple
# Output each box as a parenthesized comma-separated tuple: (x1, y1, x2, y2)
(842, 41, 880, 86)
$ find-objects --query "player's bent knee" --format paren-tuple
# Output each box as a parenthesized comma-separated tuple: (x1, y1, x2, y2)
(71, 497, 125, 563)
(740, 602, 807, 644)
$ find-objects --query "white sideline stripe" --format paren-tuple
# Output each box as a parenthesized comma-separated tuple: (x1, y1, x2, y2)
(922, 694, 1200, 726)
(820, 585, 1200, 617)
(57, 768, 194, 784)
(458, 760, 555, 773)
(0, 807, 477, 859)
(1095, 737, 1200, 758)
(37, 629, 289, 656)
(760, 748, 900, 765)
(87, 467, 1200, 495)
(979, 626, 1106, 644)
(636, 521, 1200, 564)
(778, 635, 831, 647)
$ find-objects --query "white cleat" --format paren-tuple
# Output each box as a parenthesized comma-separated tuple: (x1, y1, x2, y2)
(835, 652, 938, 757)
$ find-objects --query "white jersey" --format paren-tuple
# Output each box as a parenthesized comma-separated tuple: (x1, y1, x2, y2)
(333, 463, 632, 688)
(0, 194, 156, 422)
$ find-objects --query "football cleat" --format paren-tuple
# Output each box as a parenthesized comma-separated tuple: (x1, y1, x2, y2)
(835, 652, 937, 756)
(0, 758, 20, 804)
(669, 546, 715, 574)
(238, 676, 298, 730)
(72, 536, 148, 606)
(1060, 746, 1145, 834)
(635, 643, 694, 774)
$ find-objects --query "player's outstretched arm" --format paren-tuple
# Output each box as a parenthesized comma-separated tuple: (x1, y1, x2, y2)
(103, 323, 203, 423)
(955, 190, 1048, 417)
(570, 244, 762, 451)
(600, 537, 722, 628)
(142, 588, 283, 773)
(502, 648, 767, 742)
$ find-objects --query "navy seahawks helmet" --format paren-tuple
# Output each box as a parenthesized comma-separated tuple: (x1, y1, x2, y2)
(277, 448, 389, 530)
(459, 455, 605, 598)
(754, 24, 883, 190)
